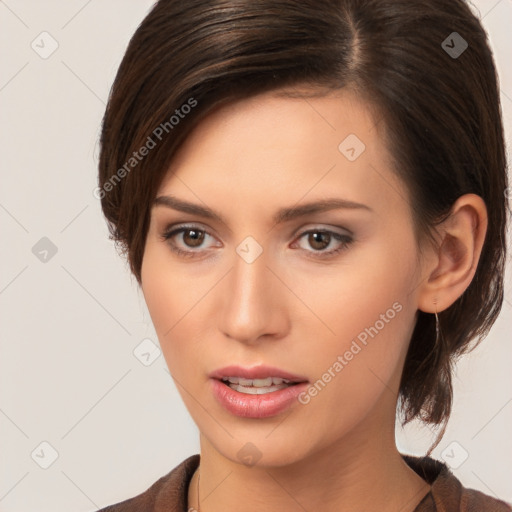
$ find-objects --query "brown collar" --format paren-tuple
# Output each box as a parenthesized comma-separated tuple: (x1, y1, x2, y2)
(99, 453, 511, 512)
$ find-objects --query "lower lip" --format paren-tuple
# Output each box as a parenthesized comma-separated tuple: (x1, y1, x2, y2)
(210, 379, 309, 418)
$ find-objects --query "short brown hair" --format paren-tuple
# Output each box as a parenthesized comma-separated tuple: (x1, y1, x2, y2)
(98, 0, 508, 438)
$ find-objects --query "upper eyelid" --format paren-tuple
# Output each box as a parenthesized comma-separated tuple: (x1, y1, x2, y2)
(161, 223, 352, 244)
(162, 221, 351, 234)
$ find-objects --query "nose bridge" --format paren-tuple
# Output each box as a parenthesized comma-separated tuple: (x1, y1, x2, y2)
(218, 240, 286, 343)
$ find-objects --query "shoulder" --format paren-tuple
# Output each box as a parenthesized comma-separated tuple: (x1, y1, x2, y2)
(459, 489, 512, 512)
(96, 454, 200, 512)
(403, 455, 512, 512)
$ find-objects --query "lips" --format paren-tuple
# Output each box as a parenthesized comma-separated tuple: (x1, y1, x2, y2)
(208, 365, 310, 418)
(210, 378, 310, 418)
(209, 364, 308, 383)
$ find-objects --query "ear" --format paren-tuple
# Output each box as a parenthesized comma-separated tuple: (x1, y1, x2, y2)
(417, 193, 488, 314)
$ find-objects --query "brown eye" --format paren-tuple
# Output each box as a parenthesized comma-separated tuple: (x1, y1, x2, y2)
(181, 228, 206, 248)
(294, 228, 353, 259)
(161, 224, 353, 260)
(161, 225, 217, 258)
(307, 231, 331, 251)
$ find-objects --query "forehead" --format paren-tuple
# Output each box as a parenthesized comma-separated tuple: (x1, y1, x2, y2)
(156, 87, 409, 227)
(166, 87, 382, 174)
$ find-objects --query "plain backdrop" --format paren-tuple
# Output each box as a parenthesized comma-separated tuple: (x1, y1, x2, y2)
(0, 1, 511, 510)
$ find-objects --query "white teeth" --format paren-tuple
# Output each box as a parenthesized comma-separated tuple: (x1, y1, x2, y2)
(220, 376, 296, 394)
(221, 376, 291, 387)
(252, 377, 273, 387)
(230, 383, 289, 394)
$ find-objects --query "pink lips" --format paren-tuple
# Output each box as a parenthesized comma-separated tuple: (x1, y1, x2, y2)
(209, 364, 309, 418)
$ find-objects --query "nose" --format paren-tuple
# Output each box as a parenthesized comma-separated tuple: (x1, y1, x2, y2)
(217, 245, 290, 345)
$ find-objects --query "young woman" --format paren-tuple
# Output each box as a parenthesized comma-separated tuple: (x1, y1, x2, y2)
(96, 0, 510, 510)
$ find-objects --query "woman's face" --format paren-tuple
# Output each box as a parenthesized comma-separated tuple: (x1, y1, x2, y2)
(141, 87, 427, 467)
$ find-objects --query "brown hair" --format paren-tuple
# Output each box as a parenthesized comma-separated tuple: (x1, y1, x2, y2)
(98, 0, 508, 443)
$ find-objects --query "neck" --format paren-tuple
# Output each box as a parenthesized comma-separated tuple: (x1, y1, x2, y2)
(188, 423, 430, 512)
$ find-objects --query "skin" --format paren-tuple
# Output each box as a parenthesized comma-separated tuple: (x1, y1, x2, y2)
(140, 86, 488, 512)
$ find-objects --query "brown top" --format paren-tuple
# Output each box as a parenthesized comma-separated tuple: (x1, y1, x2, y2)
(97, 454, 512, 512)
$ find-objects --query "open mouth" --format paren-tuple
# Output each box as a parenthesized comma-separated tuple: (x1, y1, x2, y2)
(220, 376, 302, 395)
(211, 374, 310, 418)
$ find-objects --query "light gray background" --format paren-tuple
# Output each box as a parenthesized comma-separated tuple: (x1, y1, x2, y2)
(0, 1, 511, 510)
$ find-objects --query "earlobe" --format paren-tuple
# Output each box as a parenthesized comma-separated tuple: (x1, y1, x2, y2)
(417, 194, 488, 314)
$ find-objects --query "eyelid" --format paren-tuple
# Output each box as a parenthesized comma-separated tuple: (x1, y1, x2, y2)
(160, 222, 354, 258)
(161, 223, 220, 248)
(291, 223, 353, 238)
(162, 222, 354, 237)
(162, 221, 352, 238)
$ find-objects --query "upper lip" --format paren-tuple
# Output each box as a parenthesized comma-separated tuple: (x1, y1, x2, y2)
(209, 365, 308, 383)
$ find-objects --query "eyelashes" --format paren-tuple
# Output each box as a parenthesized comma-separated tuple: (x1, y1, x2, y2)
(160, 224, 354, 260)
(161, 226, 213, 259)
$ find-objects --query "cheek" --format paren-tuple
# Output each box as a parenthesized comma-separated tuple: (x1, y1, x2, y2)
(303, 231, 416, 343)
(141, 244, 193, 358)
(141, 241, 220, 376)
(293, 284, 415, 439)
(300, 230, 418, 393)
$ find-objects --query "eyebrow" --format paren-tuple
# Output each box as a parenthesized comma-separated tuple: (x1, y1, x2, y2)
(153, 194, 373, 226)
